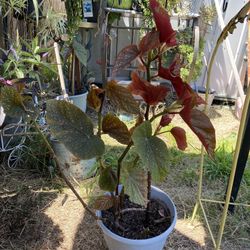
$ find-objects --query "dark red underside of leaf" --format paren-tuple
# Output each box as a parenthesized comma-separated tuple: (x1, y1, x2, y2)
(170, 127, 187, 151)
(180, 108, 216, 156)
(149, 0, 177, 46)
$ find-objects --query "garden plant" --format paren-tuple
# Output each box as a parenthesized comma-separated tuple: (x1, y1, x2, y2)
(0, 0, 217, 249)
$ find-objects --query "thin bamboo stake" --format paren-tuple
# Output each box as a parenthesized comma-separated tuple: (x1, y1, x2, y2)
(215, 86, 250, 249)
(54, 42, 68, 99)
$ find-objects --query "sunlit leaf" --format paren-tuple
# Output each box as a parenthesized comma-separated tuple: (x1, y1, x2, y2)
(132, 121, 168, 182)
(106, 80, 140, 114)
(99, 167, 117, 192)
(112, 45, 140, 75)
(91, 195, 114, 210)
(170, 127, 187, 151)
(128, 72, 168, 105)
(102, 114, 131, 145)
(180, 109, 215, 156)
(121, 161, 147, 206)
(46, 100, 105, 159)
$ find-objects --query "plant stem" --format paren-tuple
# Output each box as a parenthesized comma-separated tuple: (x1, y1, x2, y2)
(115, 141, 133, 196)
(33, 122, 99, 220)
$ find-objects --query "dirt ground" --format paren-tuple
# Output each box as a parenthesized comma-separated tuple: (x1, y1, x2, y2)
(1, 105, 249, 250)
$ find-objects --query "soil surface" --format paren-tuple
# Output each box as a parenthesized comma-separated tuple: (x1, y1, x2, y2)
(102, 196, 171, 239)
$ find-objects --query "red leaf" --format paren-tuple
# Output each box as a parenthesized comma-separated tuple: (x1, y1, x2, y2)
(160, 114, 174, 127)
(128, 72, 169, 105)
(180, 109, 216, 156)
(149, 0, 177, 46)
(112, 45, 140, 76)
(139, 30, 161, 54)
(158, 63, 205, 110)
(170, 127, 187, 151)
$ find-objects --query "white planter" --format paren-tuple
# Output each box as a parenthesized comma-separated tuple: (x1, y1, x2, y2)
(97, 186, 177, 250)
(56, 91, 88, 113)
(69, 92, 88, 112)
(51, 139, 96, 181)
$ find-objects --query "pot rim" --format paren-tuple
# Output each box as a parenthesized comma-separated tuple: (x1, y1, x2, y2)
(96, 185, 177, 245)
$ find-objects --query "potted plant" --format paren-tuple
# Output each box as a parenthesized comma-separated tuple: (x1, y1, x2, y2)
(47, 0, 215, 248)
(0, 0, 216, 249)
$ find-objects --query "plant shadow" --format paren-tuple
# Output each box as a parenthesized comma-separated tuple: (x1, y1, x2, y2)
(0, 166, 63, 250)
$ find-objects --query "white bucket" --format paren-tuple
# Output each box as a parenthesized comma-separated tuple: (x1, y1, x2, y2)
(97, 186, 177, 250)
(69, 92, 88, 112)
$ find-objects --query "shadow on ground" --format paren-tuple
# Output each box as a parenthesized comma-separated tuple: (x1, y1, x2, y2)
(0, 165, 63, 250)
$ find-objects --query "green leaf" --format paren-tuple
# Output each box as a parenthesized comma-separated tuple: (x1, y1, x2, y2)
(32, 0, 39, 26)
(46, 100, 105, 159)
(121, 161, 147, 206)
(73, 39, 88, 67)
(0, 87, 27, 118)
(102, 114, 131, 145)
(90, 195, 114, 210)
(106, 80, 140, 114)
(132, 121, 168, 182)
(99, 167, 117, 192)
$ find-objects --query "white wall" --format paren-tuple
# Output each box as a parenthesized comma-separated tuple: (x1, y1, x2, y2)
(196, 0, 248, 99)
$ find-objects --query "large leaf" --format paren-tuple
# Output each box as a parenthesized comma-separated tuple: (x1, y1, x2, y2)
(91, 195, 114, 210)
(102, 114, 131, 145)
(106, 80, 140, 114)
(112, 45, 140, 75)
(149, 0, 176, 46)
(128, 72, 168, 105)
(132, 121, 168, 182)
(180, 108, 216, 156)
(46, 100, 105, 159)
(73, 39, 88, 67)
(139, 30, 161, 54)
(0, 87, 26, 118)
(121, 161, 147, 206)
(99, 167, 117, 192)
(170, 127, 187, 151)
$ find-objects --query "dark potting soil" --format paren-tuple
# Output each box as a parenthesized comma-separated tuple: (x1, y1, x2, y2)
(102, 196, 172, 239)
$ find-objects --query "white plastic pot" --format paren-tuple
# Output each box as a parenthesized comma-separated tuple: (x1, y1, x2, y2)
(51, 139, 96, 181)
(69, 92, 88, 112)
(56, 91, 88, 113)
(97, 186, 177, 250)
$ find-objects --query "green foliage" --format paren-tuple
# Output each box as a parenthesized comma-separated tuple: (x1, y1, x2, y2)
(0, 37, 56, 84)
(121, 161, 147, 206)
(46, 100, 105, 160)
(132, 121, 169, 182)
(99, 166, 117, 192)
(204, 134, 250, 185)
(37, 8, 67, 44)
(64, 0, 82, 37)
(163, 28, 205, 82)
